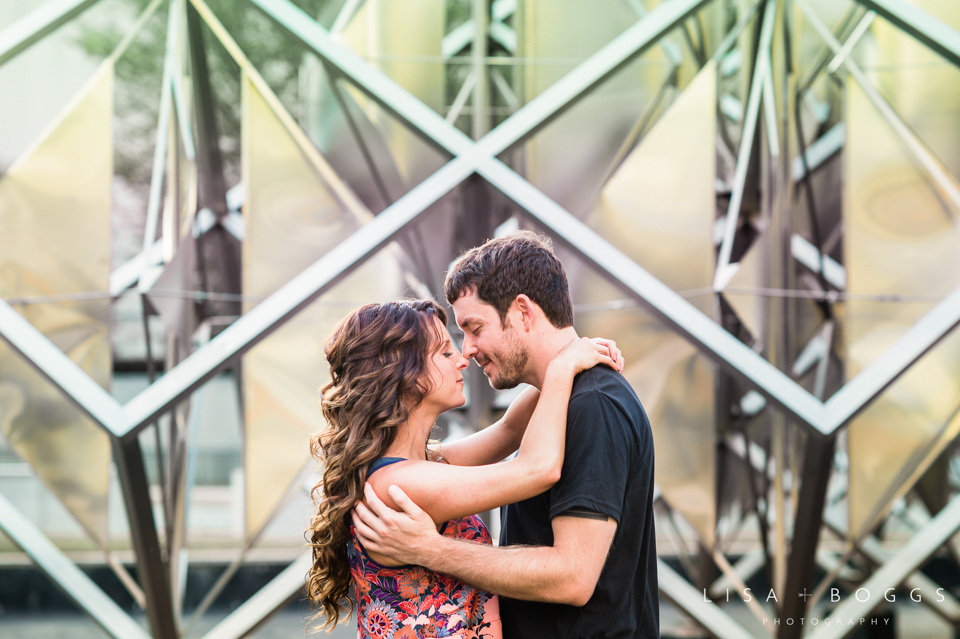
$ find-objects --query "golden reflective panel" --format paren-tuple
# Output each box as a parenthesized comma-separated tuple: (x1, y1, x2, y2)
(870, 0, 960, 178)
(577, 63, 717, 547)
(341, 0, 444, 115)
(241, 73, 404, 540)
(339, 0, 450, 190)
(0, 62, 113, 548)
(587, 62, 716, 311)
(726, 229, 768, 342)
(845, 76, 960, 541)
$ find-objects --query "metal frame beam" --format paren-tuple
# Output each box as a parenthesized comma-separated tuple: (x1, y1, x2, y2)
(247, 0, 714, 158)
(822, 506, 960, 624)
(119, 155, 474, 439)
(714, 0, 777, 291)
(200, 554, 312, 639)
(791, 123, 844, 182)
(821, 285, 960, 432)
(659, 559, 756, 639)
(0, 0, 104, 67)
(0, 491, 150, 639)
(6, 3, 960, 637)
(186, 1, 229, 216)
(856, 0, 960, 69)
(472, 0, 713, 157)
(806, 493, 960, 639)
(247, 0, 472, 156)
(112, 435, 178, 639)
(475, 154, 829, 431)
(799, 0, 960, 213)
(0, 300, 124, 435)
(779, 434, 836, 639)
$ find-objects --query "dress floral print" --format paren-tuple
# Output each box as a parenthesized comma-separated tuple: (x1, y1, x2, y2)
(348, 513, 502, 639)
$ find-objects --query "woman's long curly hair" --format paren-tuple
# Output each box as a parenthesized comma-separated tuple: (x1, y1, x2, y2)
(306, 299, 447, 631)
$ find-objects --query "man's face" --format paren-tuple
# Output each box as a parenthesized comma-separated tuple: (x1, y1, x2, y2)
(452, 291, 529, 390)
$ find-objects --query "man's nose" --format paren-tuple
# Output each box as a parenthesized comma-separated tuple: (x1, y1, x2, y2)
(461, 334, 478, 359)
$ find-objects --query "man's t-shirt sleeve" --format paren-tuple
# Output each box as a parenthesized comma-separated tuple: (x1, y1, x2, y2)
(548, 389, 634, 523)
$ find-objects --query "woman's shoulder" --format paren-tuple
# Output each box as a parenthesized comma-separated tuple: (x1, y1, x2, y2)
(365, 457, 432, 509)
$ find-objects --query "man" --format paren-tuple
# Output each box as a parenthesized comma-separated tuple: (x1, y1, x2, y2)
(353, 231, 659, 638)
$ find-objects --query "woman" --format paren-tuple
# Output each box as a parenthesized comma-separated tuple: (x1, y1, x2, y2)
(307, 300, 619, 638)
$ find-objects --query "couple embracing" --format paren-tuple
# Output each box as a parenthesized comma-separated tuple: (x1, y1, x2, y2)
(307, 231, 659, 639)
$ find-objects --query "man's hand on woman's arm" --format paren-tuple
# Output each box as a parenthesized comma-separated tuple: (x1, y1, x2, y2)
(353, 484, 617, 606)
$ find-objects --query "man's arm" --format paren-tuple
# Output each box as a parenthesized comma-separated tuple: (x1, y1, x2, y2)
(353, 484, 617, 606)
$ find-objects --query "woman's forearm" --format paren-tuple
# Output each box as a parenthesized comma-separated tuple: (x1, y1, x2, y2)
(496, 385, 541, 449)
(437, 385, 540, 467)
(513, 361, 575, 480)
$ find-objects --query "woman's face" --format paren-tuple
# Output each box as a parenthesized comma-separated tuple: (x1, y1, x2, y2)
(422, 317, 469, 413)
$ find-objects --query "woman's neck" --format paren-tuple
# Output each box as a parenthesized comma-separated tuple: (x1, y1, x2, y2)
(382, 406, 439, 461)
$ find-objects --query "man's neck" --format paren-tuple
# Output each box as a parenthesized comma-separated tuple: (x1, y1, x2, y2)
(526, 326, 579, 390)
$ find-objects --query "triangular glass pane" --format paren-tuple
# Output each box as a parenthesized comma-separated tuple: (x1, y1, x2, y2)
(241, 72, 409, 540)
(584, 61, 716, 310)
(868, 0, 960, 178)
(0, 62, 114, 548)
(0, 0, 121, 171)
(566, 252, 716, 549)
(845, 76, 960, 540)
(503, 45, 679, 219)
(339, 0, 445, 115)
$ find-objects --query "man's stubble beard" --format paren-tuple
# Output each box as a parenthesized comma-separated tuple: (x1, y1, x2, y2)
(488, 323, 530, 390)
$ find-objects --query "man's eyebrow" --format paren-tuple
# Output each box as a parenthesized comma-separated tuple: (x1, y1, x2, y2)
(458, 316, 483, 329)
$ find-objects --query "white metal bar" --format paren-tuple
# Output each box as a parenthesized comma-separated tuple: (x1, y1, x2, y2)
(806, 494, 960, 639)
(659, 559, 757, 639)
(714, 0, 776, 291)
(201, 554, 312, 639)
(0, 300, 125, 435)
(0, 0, 103, 66)
(0, 492, 150, 639)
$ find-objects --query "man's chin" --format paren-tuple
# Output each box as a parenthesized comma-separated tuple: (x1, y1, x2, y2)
(489, 374, 520, 391)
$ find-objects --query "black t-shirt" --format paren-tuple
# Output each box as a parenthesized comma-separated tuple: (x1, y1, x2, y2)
(499, 366, 659, 639)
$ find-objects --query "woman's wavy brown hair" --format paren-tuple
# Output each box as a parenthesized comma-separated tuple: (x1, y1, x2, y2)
(306, 299, 447, 631)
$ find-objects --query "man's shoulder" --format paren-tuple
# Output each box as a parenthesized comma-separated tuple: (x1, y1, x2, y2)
(569, 367, 647, 425)
(571, 366, 639, 403)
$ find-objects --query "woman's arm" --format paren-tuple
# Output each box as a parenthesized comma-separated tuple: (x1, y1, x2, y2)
(367, 338, 617, 525)
(437, 339, 622, 468)
(434, 385, 540, 467)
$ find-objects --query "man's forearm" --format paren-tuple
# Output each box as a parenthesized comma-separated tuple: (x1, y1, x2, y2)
(419, 535, 580, 604)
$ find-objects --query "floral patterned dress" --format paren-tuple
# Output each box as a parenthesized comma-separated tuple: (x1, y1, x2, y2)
(348, 457, 502, 639)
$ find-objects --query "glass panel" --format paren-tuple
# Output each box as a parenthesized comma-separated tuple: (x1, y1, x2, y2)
(584, 61, 716, 310)
(844, 76, 960, 540)
(868, 0, 960, 178)
(0, 62, 114, 548)
(241, 72, 406, 541)
(573, 63, 718, 547)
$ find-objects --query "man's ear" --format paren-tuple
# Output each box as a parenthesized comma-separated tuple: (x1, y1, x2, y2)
(513, 294, 536, 331)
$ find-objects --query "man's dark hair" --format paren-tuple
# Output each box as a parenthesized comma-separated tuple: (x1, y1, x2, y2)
(444, 230, 574, 328)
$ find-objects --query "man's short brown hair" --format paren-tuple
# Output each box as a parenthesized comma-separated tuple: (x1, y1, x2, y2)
(444, 230, 574, 328)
